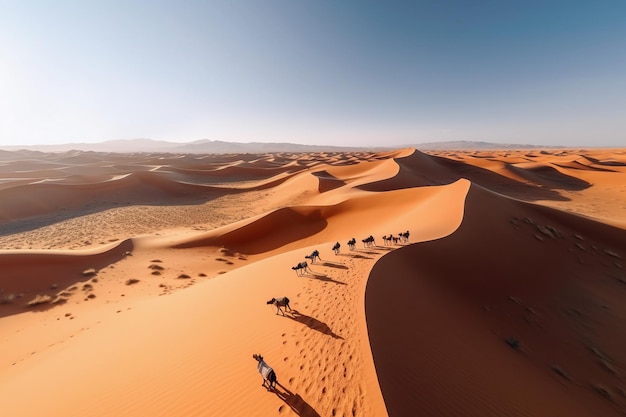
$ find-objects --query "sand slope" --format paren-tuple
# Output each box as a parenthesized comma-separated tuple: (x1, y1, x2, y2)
(1, 147, 625, 416)
(367, 183, 626, 417)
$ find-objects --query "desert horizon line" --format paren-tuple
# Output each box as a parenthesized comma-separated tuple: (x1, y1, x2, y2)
(2, 137, 619, 155)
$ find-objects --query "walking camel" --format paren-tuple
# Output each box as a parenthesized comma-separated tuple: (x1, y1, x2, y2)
(332, 241, 341, 255)
(305, 249, 321, 264)
(266, 297, 292, 315)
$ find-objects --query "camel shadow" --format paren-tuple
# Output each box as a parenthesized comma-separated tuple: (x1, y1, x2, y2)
(286, 310, 344, 339)
(308, 273, 346, 285)
(321, 261, 349, 270)
(274, 382, 321, 417)
(342, 253, 372, 259)
(376, 247, 395, 252)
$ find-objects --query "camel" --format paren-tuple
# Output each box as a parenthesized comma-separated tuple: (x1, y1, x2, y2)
(291, 261, 310, 276)
(332, 241, 341, 255)
(267, 297, 292, 315)
(347, 238, 356, 250)
(253, 354, 277, 390)
(362, 235, 375, 247)
(305, 249, 321, 264)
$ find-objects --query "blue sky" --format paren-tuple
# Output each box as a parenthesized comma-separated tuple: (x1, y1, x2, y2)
(1, 0, 625, 147)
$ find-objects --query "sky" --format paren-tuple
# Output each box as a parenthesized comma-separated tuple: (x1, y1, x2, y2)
(1, 0, 625, 148)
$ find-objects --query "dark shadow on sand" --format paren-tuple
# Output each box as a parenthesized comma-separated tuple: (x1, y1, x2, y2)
(358, 250, 380, 255)
(273, 382, 321, 417)
(341, 253, 373, 259)
(307, 273, 346, 285)
(358, 151, 581, 202)
(375, 246, 395, 252)
(321, 261, 349, 270)
(286, 310, 344, 339)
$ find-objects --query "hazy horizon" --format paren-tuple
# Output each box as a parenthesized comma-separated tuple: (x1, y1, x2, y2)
(1, 1, 625, 148)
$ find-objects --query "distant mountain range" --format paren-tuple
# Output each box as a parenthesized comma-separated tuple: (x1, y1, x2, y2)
(0, 139, 559, 154)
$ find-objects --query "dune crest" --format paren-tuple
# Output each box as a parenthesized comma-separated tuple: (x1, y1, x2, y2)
(367, 182, 626, 416)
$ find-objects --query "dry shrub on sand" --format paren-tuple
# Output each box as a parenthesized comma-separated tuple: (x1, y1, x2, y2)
(82, 268, 97, 277)
(126, 278, 140, 285)
(27, 294, 53, 307)
(52, 296, 68, 305)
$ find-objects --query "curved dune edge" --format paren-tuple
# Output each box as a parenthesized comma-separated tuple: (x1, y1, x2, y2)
(0, 179, 470, 417)
(366, 183, 626, 417)
(0, 239, 133, 294)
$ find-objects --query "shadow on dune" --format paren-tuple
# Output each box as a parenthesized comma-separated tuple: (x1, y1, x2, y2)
(0, 239, 134, 319)
(341, 253, 373, 259)
(320, 261, 349, 270)
(582, 155, 626, 167)
(359, 149, 580, 203)
(357, 250, 380, 255)
(312, 170, 346, 193)
(374, 246, 396, 252)
(553, 161, 616, 172)
(175, 207, 328, 254)
(286, 310, 344, 339)
(273, 382, 321, 417)
(505, 164, 591, 191)
(304, 273, 347, 285)
(366, 183, 626, 417)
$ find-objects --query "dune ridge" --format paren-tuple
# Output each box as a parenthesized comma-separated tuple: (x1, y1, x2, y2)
(1, 147, 625, 416)
(367, 183, 626, 416)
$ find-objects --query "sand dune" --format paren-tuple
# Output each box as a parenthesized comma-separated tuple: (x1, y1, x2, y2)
(1, 147, 625, 416)
(367, 183, 626, 416)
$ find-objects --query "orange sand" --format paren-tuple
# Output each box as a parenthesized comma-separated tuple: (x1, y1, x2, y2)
(1, 147, 625, 416)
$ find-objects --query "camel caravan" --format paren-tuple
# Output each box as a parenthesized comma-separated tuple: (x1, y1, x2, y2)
(258, 231, 411, 391)
(382, 231, 410, 245)
(288, 230, 411, 277)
